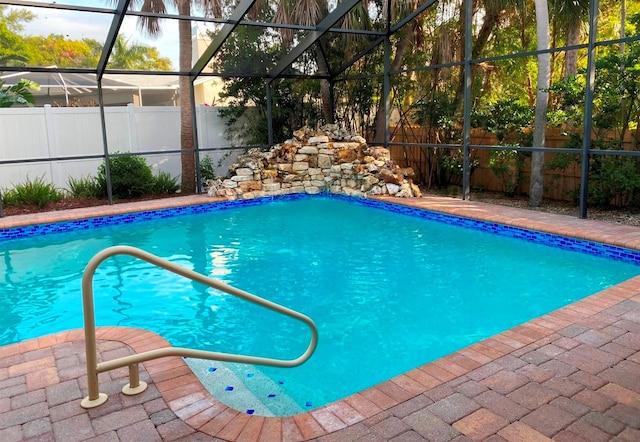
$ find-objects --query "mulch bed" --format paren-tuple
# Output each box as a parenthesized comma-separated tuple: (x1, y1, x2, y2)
(0, 194, 188, 217)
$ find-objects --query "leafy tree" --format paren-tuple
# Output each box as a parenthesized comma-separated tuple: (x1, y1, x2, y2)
(549, 0, 589, 79)
(545, 12, 640, 207)
(548, 13, 640, 141)
(0, 6, 33, 62)
(22, 34, 98, 68)
(213, 24, 322, 144)
(108, 35, 172, 70)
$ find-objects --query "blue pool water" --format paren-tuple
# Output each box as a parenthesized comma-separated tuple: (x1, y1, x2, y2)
(1, 194, 639, 416)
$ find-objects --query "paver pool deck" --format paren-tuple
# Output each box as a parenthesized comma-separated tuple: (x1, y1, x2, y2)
(1, 194, 639, 441)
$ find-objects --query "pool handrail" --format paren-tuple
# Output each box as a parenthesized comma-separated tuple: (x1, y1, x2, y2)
(80, 245, 318, 409)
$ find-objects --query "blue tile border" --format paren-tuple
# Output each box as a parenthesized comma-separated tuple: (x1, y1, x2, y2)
(2, 192, 640, 266)
(0, 193, 307, 241)
(336, 194, 640, 266)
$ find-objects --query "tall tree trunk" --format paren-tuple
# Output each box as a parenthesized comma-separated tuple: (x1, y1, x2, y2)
(530, 0, 550, 207)
(620, 0, 626, 56)
(315, 52, 333, 124)
(563, 23, 580, 79)
(372, 27, 414, 144)
(453, 4, 502, 113)
(178, 0, 195, 193)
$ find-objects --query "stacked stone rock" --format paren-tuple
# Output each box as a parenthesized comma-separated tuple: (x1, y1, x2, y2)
(207, 125, 422, 200)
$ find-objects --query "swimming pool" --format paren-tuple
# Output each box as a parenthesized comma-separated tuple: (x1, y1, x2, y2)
(1, 194, 639, 416)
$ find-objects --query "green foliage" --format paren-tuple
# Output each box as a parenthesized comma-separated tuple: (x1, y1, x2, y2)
(546, 133, 640, 207)
(488, 149, 525, 196)
(548, 15, 640, 136)
(67, 175, 103, 198)
(471, 99, 533, 197)
(589, 155, 640, 207)
(108, 35, 172, 70)
(437, 149, 466, 186)
(0, 77, 39, 107)
(97, 154, 153, 199)
(70, 166, 178, 199)
(218, 76, 322, 145)
(472, 99, 534, 145)
(414, 95, 462, 143)
(213, 25, 322, 145)
(199, 155, 216, 182)
(150, 171, 179, 195)
(0, 6, 34, 62)
(2, 175, 64, 208)
(546, 76, 585, 127)
(544, 14, 640, 208)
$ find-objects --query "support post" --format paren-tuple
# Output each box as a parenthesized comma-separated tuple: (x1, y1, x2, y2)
(97, 82, 113, 205)
(190, 77, 202, 194)
(579, 0, 599, 219)
(383, 36, 391, 148)
(461, 0, 473, 200)
(266, 81, 274, 146)
(122, 364, 147, 395)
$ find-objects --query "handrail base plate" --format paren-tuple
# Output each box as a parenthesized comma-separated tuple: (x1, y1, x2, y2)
(122, 381, 148, 396)
(80, 393, 108, 409)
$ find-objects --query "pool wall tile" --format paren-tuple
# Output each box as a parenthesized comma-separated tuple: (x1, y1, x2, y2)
(3, 192, 640, 266)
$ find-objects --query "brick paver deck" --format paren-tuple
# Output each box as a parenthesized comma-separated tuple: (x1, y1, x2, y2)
(1, 194, 639, 441)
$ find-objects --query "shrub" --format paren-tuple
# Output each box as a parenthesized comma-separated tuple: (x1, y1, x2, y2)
(2, 175, 65, 208)
(97, 154, 153, 199)
(151, 171, 180, 195)
(589, 155, 640, 207)
(68, 175, 104, 198)
(488, 148, 525, 197)
(199, 155, 216, 182)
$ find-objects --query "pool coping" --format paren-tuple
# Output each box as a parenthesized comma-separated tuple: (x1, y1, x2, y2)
(1, 194, 640, 441)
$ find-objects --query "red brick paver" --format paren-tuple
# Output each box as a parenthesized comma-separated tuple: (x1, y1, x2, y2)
(1, 195, 640, 441)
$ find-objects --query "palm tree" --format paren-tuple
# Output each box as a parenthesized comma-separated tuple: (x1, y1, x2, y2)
(108, 34, 172, 70)
(549, 0, 589, 79)
(113, 0, 223, 194)
(272, 0, 332, 123)
(529, 0, 550, 207)
(268, 1, 426, 141)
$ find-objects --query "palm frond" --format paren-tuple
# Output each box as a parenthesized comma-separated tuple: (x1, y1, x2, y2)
(291, 0, 326, 27)
(136, 0, 167, 36)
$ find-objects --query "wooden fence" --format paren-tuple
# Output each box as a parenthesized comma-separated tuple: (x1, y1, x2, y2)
(388, 126, 637, 201)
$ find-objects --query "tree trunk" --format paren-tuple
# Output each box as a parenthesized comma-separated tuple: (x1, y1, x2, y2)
(315, 53, 333, 124)
(563, 22, 580, 79)
(178, 0, 195, 193)
(453, 4, 501, 113)
(530, 0, 550, 207)
(372, 27, 414, 144)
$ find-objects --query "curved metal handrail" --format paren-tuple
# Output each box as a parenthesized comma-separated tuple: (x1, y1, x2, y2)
(81, 245, 318, 408)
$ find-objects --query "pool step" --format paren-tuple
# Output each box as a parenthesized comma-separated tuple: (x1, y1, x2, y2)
(184, 358, 304, 416)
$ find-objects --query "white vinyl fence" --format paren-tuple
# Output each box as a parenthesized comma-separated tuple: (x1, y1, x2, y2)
(0, 104, 245, 191)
